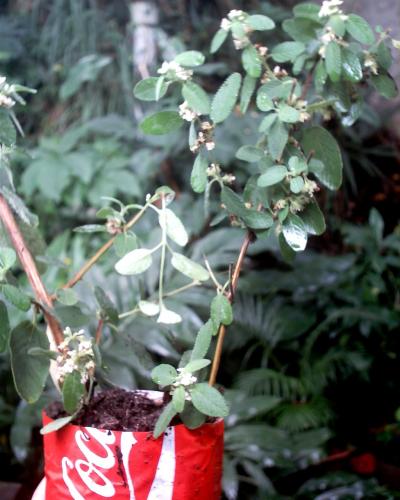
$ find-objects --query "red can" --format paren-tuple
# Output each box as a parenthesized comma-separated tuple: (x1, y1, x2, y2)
(33, 392, 224, 500)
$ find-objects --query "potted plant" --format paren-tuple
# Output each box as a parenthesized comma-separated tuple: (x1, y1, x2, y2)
(0, 1, 398, 498)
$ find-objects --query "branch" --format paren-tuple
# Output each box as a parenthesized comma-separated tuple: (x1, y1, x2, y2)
(0, 195, 64, 346)
(300, 58, 319, 101)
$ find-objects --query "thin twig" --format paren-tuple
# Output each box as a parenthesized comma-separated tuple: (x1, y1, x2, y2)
(0, 195, 64, 345)
(95, 318, 104, 345)
(300, 59, 319, 101)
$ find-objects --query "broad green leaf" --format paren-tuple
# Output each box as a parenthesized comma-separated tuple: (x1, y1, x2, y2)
(2, 284, 31, 311)
(155, 76, 166, 101)
(175, 51, 205, 67)
(140, 111, 183, 135)
(27, 347, 58, 360)
(55, 305, 90, 328)
(172, 386, 185, 412)
(282, 214, 308, 251)
(247, 14, 275, 31)
(369, 208, 384, 242)
(0, 110, 16, 146)
(241, 45, 262, 78)
(40, 415, 74, 435)
(271, 42, 305, 63)
(0, 301, 10, 352)
(256, 91, 274, 112)
(371, 73, 398, 99)
(283, 18, 320, 43)
(190, 383, 229, 417)
(376, 42, 392, 71)
(288, 156, 308, 175)
(114, 248, 153, 275)
(325, 42, 342, 82)
(157, 306, 182, 324)
(138, 300, 160, 316)
(268, 120, 288, 160)
(210, 73, 242, 124)
(259, 113, 277, 133)
(240, 75, 257, 113)
(328, 14, 346, 37)
(279, 232, 296, 263)
(153, 401, 177, 438)
(180, 404, 206, 429)
(56, 288, 78, 306)
(258, 166, 288, 187)
(159, 209, 189, 247)
(293, 3, 321, 21)
(211, 294, 233, 326)
(278, 104, 301, 123)
(133, 77, 168, 101)
(183, 359, 211, 373)
(210, 29, 228, 54)
(62, 371, 84, 415)
(301, 201, 326, 235)
(171, 253, 209, 282)
(0, 247, 16, 271)
(302, 126, 343, 190)
(10, 322, 49, 403)
(152, 364, 178, 386)
(235, 145, 264, 162)
(114, 232, 138, 258)
(258, 78, 301, 100)
(221, 187, 272, 229)
(290, 176, 304, 193)
(191, 154, 208, 193)
(94, 286, 119, 325)
(182, 81, 210, 115)
(342, 49, 362, 82)
(314, 60, 327, 92)
(190, 320, 215, 361)
(346, 14, 375, 45)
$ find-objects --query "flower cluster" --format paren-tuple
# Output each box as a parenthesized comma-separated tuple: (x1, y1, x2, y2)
(318, 0, 345, 18)
(179, 101, 198, 122)
(171, 369, 197, 401)
(157, 61, 192, 82)
(364, 52, 379, 75)
(0, 76, 16, 109)
(220, 10, 251, 49)
(318, 27, 341, 58)
(56, 327, 95, 384)
(190, 121, 215, 153)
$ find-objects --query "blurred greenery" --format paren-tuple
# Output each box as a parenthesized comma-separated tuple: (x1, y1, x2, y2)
(0, 0, 400, 498)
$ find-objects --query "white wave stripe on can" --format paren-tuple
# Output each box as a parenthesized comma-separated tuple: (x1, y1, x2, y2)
(120, 432, 137, 500)
(147, 427, 176, 500)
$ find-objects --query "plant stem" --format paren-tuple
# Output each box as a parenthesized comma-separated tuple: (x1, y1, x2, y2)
(53, 203, 149, 297)
(0, 194, 64, 345)
(158, 196, 167, 309)
(208, 230, 253, 386)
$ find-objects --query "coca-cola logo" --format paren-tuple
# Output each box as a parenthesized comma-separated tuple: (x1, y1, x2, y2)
(61, 427, 176, 499)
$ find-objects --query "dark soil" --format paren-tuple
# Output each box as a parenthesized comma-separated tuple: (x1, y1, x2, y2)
(46, 388, 172, 432)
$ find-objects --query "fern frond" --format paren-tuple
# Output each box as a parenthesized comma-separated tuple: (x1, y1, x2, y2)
(235, 368, 306, 399)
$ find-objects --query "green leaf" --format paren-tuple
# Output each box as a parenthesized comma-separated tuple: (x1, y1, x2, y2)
(40, 415, 74, 435)
(302, 126, 343, 190)
(172, 386, 185, 412)
(191, 153, 208, 193)
(182, 81, 210, 115)
(328, 14, 346, 37)
(314, 60, 327, 92)
(140, 111, 183, 135)
(235, 145, 264, 162)
(159, 209, 189, 247)
(278, 104, 301, 123)
(259, 114, 277, 133)
(180, 404, 206, 429)
(325, 42, 342, 82)
(301, 201, 326, 235)
(210, 29, 228, 54)
(0, 301, 10, 352)
(293, 3, 321, 21)
(290, 176, 304, 193)
(190, 383, 229, 417)
(256, 91, 274, 112)
(258, 166, 288, 187)
(342, 49, 362, 82)
(2, 284, 31, 311)
(282, 214, 308, 251)
(247, 14, 275, 31)
(152, 364, 178, 386)
(171, 253, 209, 282)
(271, 42, 305, 63)
(155, 76, 166, 101)
(376, 42, 392, 71)
(55, 305, 90, 328)
(283, 18, 320, 43)
(94, 286, 119, 325)
(241, 45, 262, 78)
(175, 51, 205, 67)
(114, 232, 138, 258)
(62, 371, 84, 415)
(210, 73, 242, 124)
(153, 401, 177, 438)
(279, 232, 296, 263)
(190, 320, 215, 361)
(56, 288, 78, 306)
(211, 294, 233, 326)
(133, 77, 168, 101)
(268, 120, 288, 160)
(346, 14, 375, 45)
(183, 359, 211, 373)
(240, 75, 257, 113)
(114, 248, 153, 275)
(221, 187, 272, 229)
(0, 110, 16, 146)
(0, 247, 16, 271)
(10, 322, 49, 403)
(27, 347, 58, 360)
(138, 300, 160, 317)
(371, 73, 398, 99)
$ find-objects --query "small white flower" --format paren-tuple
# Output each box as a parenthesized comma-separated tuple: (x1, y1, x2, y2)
(233, 37, 249, 50)
(179, 101, 198, 122)
(0, 94, 15, 109)
(258, 46, 268, 56)
(320, 27, 336, 44)
(318, 0, 343, 18)
(157, 61, 192, 81)
(220, 18, 231, 31)
(175, 369, 198, 386)
(364, 53, 378, 74)
(205, 140, 215, 151)
(227, 10, 247, 22)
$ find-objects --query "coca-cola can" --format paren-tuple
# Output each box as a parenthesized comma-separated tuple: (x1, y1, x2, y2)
(33, 391, 224, 500)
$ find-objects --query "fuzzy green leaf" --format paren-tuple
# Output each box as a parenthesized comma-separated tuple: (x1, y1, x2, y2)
(325, 42, 342, 82)
(114, 248, 153, 275)
(174, 51, 205, 67)
(301, 201, 326, 235)
(342, 49, 362, 82)
(0, 301, 10, 352)
(62, 370, 84, 415)
(235, 145, 264, 162)
(56, 288, 78, 306)
(2, 284, 31, 311)
(153, 401, 177, 438)
(371, 73, 398, 99)
(190, 383, 229, 417)
(241, 45, 262, 78)
(240, 75, 257, 113)
(190, 320, 215, 361)
(268, 120, 288, 160)
(258, 166, 288, 187)
(282, 214, 308, 251)
(152, 364, 178, 386)
(171, 253, 209, 282)
(271, 42, 305, 63)
(159, 209, 189, 247)
(211, 294, 233, 326)
(278, 104, 301, 123)
(210, 29, 228, 54)
(140, 111, 183, 135)
(346, 14, 375, 45)
(94, 286, 119, 325)
(133, 77, 168, 101)
(40, 415, 74, 435)
(290, 176, 304, 193)
(0, 110, 16, 147)
(114, 233, 138, 258)
(172, 386, 185, 412)
(190, 153, 208, 193)
(293, 3, 321, 21)
(210, 73, 242, 124)
(183, 359, 211, 373)
(247, 14, 275, 31)
(182, 81, 210, 115)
